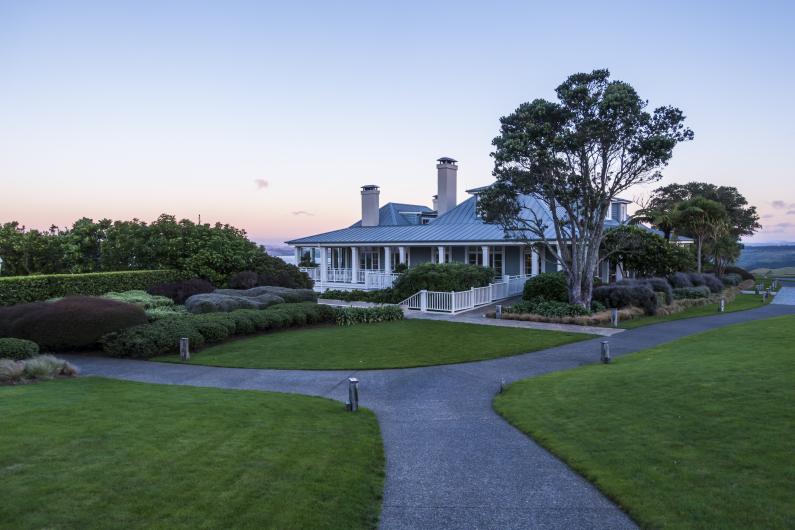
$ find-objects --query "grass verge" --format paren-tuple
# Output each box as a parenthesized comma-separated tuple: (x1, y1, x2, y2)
(0, 377, 384, 529)
(155, 319, 591, 370)
(494, 315, 795, 529)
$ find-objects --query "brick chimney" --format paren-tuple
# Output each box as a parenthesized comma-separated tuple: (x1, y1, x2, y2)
(361, 185, 380, 226)
(436, 157, 458, 215)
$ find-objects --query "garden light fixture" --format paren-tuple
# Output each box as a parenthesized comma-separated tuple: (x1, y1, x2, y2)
(600, 341, 611, 364)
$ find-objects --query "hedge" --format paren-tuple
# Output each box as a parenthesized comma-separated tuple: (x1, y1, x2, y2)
(0, 338, 40, 360)
(523, 272, 569, 303)
(334, 306, 404, 326)
(0, 270, 188, 306)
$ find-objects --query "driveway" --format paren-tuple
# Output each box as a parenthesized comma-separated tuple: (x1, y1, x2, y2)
(65, 302, 795, 530)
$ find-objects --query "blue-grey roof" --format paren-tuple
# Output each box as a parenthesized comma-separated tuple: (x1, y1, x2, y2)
(349, 202, 432, 227)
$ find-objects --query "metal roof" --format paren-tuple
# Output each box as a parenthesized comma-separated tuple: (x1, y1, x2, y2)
(349, 202, 432, 228)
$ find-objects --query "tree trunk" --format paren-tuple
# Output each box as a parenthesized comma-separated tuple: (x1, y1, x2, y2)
(696, 237, 703, 273)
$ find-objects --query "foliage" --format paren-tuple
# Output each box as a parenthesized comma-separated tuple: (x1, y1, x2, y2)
(0, 378, 384, 529)
(0, 296, 148, 351)
(0, 354, 77, 384)
(668, 271, 693, 288)
(228, 271, 259, 289)
(298, 251, 315, 267)
(0, 215, 311, 288)
(390, 263, 494, 301)
(100, 302, 336, 358)
(145, 305, 188, 321)
(319, 289, 397, 303)
(0, 269, 186, 306)
(157, 320, 590, 370)
(185, 292, 285, 314)
(592, 283, 658, 315)
(601, 225, 695, 276)
(672, 286, 712, 299)
(494, 316, 795, 529)
(522, 272, 569, 303)
(103, 290, 174, 309)
(477, 69, 693, 307)
(671, 197, 730, 272)
(507, 299, 591, 318)
(721, 273, 742, 286)
(334, 306, 404, 326)
(722, 265, 755, 281)
(0, 338, 40, 360)
(619, 277, 674, 305)
(147, 278, 214, 304)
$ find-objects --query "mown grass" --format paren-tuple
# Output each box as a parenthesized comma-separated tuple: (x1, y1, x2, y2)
(495, 315, 795, 529)
(155, 319, 591, 370)
(0, 377, 384, 530)
(619, 293, 769, 329)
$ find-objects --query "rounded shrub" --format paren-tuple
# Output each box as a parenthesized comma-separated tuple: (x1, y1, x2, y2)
(668, 272, 693, 288)
(2, 296, 147, 351)
(148, 278, 215, 304)
(523, 272, 569, 303)
(100, 318, 205, 358)
(0, 338, 40, 360)
(673, 286, 711, 299)
(391, 263, 494, 301)
(103, 290, 174, 309)
(702, 274, 724, 293)
(228, 271, 259, 290)
(593, 284, 658, 315)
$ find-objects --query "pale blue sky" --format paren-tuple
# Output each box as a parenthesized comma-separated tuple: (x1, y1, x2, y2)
(1, 0, 794, 243)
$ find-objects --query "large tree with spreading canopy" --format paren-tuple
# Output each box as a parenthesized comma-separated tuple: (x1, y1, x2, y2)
(478, 69, 693, 307)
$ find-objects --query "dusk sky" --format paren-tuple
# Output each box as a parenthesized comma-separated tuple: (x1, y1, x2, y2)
(2, 1, 794, 245)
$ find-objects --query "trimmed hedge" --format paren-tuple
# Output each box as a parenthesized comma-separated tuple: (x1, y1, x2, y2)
(103, 290, 174, 309)
(0, 338, 40, 360)
(523, 272, 569, 303)
(673, 286, 711, 300)
(593, 284, 658, 315)
(391, 263, 494, 301)
(334, 306, 404, 326)
(0, 270, 187, 306)
(147, 278, 215, 304)
(0, 296, 148, 351)
(100, 302, 337, 358)
(506, 300, 590, 318)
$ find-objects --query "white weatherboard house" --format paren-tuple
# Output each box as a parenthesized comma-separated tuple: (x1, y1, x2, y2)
(287, 157, 633, 304)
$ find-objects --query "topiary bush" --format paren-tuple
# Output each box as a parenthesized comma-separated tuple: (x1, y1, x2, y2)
(0, 296, 148, 351)
(216, 286, 317, 304)
(702, 274, 724, 293)
(334, 306, 404, 326)
(672, 286, 711, 300)
(506, 300, 590, 318)
(320, 289, 397, 303)
(148, 278, 215, 304)
(522, 272, 569, 303)
(668, 272, 693, 288)
(103, 290, 174, 309)
(619, 277, 673, 305)
(0, 338, 40, 360)
(593, 283, 658, 315)
(99, 302, 337, 358)
(185, 291, 285, 314)
(390, 263, 494, 301)
(0, 270, 187, 306)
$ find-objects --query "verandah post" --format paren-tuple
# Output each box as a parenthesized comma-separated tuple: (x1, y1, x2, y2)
(420, 290, 427, 312)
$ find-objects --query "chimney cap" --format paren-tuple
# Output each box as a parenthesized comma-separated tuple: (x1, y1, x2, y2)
(361, 184, 380, 191)
(437, 156, 458, 164)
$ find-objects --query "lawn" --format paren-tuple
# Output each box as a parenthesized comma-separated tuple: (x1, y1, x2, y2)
(155, 319, 591, 370)
(0, 377, 384, 530)
(494, 315, 795, 530)
(618, 293, 769, 329)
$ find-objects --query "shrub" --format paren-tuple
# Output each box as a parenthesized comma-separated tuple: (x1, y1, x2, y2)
(619, 277, 673, 305)
(103, 290, 174, 309)
(22, 355, 78, 379)
(0, 338, 40, 360)
(668, 272, 693, 288)
(391, 263, 494, 301)
(320, 289, 398, 303)
(702, 274, 724, 293)
(0, 296, 148, 350)
(721, 273, 742, 286)
(593, 283, 658, 315)
(185, 291, 285, 314)
(590, 299, 606, 313)
(334, 306, 404, 326)
(523, 272, 569, 303)
(688, 272, 706, 286)
(0, 359, 25, 383)
(506, 300, 590, 318)
(145, 305, 188, 321)
(99, 302, 336, 358)
(250, 253, 314, 289)
(0, 270, 187, 306)
(673, 286, 711, 299)
(722, 265, 754, 281)
(228, 271, 259, 290)
(216, 286, 317, 304)
(148, 278, 215, 304)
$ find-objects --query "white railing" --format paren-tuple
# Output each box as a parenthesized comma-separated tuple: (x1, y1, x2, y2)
(365, 271, 401, 289)
(303, 267, 402, 292)
(299, 267, 320, 280)
(399, 275, 529, 314)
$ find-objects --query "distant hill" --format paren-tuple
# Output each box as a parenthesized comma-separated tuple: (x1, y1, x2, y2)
(737, 245, 795, 271)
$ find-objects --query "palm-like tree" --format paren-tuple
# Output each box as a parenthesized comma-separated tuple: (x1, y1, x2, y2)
(630, 206, 676, 240)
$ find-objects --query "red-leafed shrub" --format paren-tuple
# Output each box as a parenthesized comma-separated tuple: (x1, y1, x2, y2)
(228, 271, 259, 290)
(148, 278, 215, 304)
(0, 296, 147, 351)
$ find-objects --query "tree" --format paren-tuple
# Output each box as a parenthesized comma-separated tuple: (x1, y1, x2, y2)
(478, 69, 693, 307)
(601, 225, 695, 277)
(671, 197, 728, 272)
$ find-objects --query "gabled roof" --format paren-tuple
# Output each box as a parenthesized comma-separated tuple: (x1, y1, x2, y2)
(349, 202, 432, 228)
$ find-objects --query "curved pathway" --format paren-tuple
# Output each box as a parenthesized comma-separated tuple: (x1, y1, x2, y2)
(66, 300, 795, 530)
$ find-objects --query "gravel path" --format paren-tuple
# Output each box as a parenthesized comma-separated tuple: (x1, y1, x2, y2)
(65, 302, 795, 530)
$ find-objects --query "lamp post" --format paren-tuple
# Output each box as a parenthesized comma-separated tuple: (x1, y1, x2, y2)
(0, 256, 3, 276)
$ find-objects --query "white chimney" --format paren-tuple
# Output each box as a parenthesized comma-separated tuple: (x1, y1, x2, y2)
(432, 194, 438, 211)
(436, 157, 458, 215)
(361, 185, 380, 226)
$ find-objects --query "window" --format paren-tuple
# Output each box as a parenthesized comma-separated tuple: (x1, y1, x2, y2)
(467, 246, 483, 266)
(359, 247, 380, 270)
(524, 247, 534, 274)
(491, 246, 504, 276)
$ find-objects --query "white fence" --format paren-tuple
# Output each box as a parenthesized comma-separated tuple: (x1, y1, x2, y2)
(400, 275, 528, 314)
(299, 267, 400, 292)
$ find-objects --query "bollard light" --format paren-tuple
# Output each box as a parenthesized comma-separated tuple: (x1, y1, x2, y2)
(600, 340, 611, 364)
(719, 298, 725, 312)
(179, 337, 190, 361)
(611, 308, 619, 327)
(495, 304, 503, 319)
(347, 377, 359, 412)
